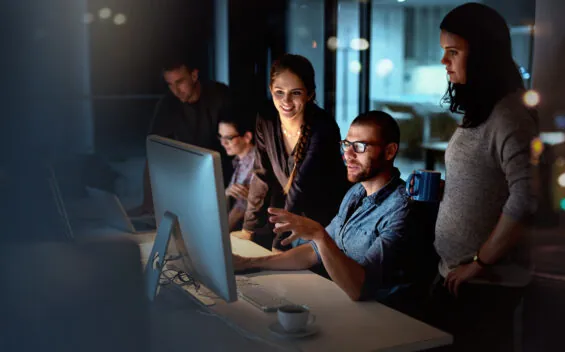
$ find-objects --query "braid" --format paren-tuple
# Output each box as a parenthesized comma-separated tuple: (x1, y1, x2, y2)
(283, 123, 311, 194)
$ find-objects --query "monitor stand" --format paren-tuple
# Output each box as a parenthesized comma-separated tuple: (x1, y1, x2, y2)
(144, 211, 216, 306)
(145, 211, 178, 301)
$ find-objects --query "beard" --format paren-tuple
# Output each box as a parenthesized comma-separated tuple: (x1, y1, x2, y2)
(346, 155, 387, 183)
(347, 163, 383, 183)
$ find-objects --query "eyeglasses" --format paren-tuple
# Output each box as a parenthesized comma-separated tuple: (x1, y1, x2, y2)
(339, 140, 378, 153)
(217, 134, 241, 143)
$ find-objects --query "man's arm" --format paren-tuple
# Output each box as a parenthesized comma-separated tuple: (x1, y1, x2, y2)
(234, 243, 318, 271)
(274, 204, 411, 301)
(272, 208, 366, 300)
(314, 236, 366, 300)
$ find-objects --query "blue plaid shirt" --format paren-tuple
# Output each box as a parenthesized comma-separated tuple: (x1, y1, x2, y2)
(297, 168, 417, 302)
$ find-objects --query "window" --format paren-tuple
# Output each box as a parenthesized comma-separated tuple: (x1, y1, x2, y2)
(287, 0, 326, 107)
(335, 0, 361, 136)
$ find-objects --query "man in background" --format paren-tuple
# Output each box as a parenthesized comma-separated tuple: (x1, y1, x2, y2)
(129, 52, 233, 216)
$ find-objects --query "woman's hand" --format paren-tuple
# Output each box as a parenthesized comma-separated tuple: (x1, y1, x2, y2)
(226, 184, 249, 200)
(444, 262, 484, 297)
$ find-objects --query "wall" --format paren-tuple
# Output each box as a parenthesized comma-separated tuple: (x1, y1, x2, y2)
(1, 0, 93, 160)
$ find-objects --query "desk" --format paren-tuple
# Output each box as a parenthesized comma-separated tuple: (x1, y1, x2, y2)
(75, 220, 452, 351)
(421, 142, 449, 171)
(205, 238, 452, 351)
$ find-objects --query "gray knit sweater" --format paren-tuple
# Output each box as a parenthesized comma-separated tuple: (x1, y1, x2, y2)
(434, 92, 537, 286)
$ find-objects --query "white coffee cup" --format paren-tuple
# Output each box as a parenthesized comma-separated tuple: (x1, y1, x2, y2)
(277, 305, 316, 333)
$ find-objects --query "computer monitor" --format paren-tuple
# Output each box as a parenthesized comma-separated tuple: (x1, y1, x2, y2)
(144, 135, 237, 303)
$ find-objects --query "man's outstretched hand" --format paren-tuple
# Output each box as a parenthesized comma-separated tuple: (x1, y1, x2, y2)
(268, 208, 325, 246)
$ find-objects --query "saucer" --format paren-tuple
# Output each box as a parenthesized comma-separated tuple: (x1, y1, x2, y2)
(268, 322, 319, 339)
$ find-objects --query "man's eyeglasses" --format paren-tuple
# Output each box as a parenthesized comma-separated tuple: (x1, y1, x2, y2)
(339, 140, 377, 153)
(217, 134, 241, 143)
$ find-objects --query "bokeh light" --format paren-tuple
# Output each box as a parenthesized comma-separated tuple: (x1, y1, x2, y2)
(350, 38, 369, 51)
(376, 59, 394, 77)
(523, 90, 540, 107)
(99, 8, 112, 20)
(327, 36, 339, 51)
(531, 137, 544, 159)
(113, 13, 127, 25)
(558, 173, 565, 188)
(349, 60, 362, 74)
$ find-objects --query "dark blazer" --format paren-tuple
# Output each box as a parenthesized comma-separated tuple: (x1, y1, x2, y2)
(243, 103, 350, 249)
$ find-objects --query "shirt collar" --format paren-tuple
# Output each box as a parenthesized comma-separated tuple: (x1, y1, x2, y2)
(232, 146, 255, 166)
(353, 167, 402, 206)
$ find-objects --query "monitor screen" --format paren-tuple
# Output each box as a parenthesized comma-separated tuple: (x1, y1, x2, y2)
(146, 135, 237, 302)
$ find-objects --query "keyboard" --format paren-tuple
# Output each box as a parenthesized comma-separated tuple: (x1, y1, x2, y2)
(237, 282, 295, 312)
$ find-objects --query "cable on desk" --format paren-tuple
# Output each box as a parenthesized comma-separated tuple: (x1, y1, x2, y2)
(158, 270, 301, 351)
(235, 275, 260, 287)
(158, 267, 221, 300)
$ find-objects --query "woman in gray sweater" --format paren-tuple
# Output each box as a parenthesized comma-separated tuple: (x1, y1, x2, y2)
(427, 3, 538, 351)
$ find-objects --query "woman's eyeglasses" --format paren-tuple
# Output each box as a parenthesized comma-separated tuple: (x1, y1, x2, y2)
(339, 140, 376, 153)
(217, 134, 241, 143)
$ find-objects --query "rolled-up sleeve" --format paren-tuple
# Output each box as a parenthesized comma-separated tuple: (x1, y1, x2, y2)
(293, 214, 341, 263)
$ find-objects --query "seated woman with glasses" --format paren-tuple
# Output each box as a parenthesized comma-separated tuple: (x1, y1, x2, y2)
(234, 54, 350, 252)
(217, 115, 256, 231)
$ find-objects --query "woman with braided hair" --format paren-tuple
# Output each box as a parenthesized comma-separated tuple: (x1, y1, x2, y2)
(234, 54, 349, 251)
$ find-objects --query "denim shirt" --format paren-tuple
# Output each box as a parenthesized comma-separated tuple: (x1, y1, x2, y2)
(299, 168, 415, 301)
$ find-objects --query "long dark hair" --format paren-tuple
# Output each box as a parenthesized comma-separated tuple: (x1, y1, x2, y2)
(270, 54, 317, 194)
(270, 54, 317, 103)
(440, 2, 525, 128)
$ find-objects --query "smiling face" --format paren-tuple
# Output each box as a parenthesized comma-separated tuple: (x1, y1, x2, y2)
(440, 30, 470, 84)
(270, 70, 311, 123)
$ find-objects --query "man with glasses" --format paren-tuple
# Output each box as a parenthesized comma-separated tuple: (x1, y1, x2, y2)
(218, 116, 255, 231)
(233, 111, 436, 316)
